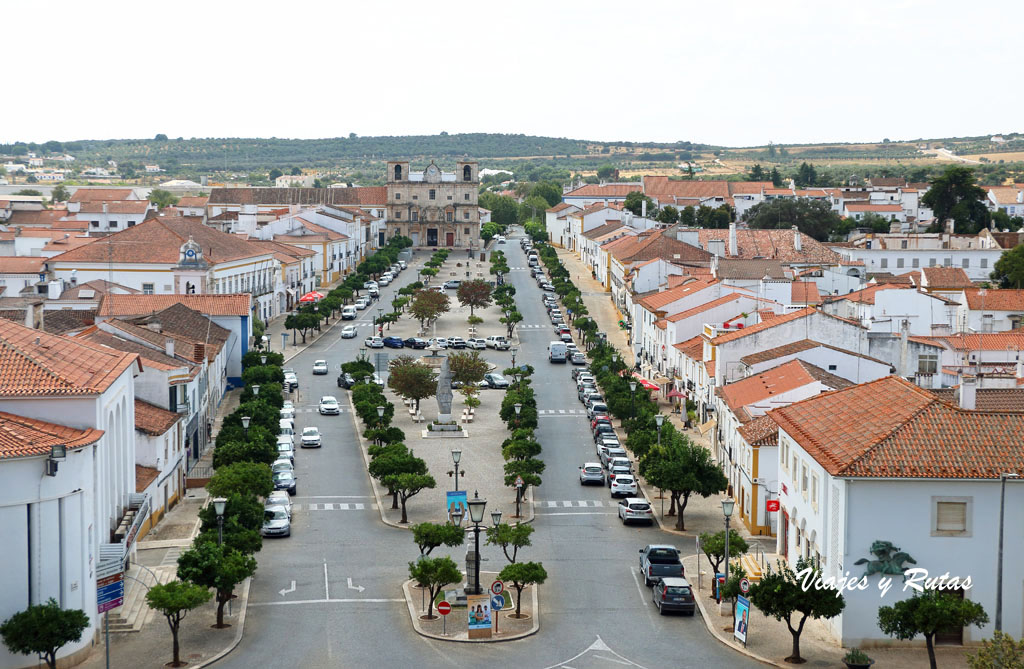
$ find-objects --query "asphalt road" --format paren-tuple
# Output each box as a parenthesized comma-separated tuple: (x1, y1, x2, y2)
(225, 239, 757, 668)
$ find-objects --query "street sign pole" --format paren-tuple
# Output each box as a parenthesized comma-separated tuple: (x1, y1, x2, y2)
(105, 611, 109, 669)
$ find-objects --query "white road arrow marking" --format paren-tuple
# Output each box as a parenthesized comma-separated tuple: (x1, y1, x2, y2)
(347, 577, 365, 593)
(279, 580, 296, 597)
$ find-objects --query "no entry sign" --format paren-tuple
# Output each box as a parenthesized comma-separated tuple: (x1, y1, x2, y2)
(437, 601, 452, 616)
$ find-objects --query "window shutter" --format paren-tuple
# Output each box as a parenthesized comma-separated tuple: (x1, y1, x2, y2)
(936, 502, 966, 531)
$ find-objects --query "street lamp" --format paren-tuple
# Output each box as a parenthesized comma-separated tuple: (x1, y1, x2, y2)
(491, 510, 502, 527)
(260, 355, 267, 365)
(655, 414, 665, 513)
(450, 449, 464, 492)
(212, 497, 228, 546)
(511, 346, 519, 368)
(376, 405, 385, 443)
(514, 402, 522, 428)
(364, 375, 371, 386)
(722, 498, 735, 588)
(241, 415, 251, 437)
(629, 380, 637, 428)
(467, 491, 487, 594)
(252, 385, 260, 397)
(359, 347, 367, 361)
(996, 472, 1020, 631)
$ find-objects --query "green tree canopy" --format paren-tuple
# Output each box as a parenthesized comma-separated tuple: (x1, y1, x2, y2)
(623, 191, 655, 216)
(922, 166, 990, 235)
(387, 356, 436, 411)
(498, 561, 547, 617)
(967, 630, 1024, 669)
(409, 289, 450, 329)
(50, 184, 70, 203)
(698, 529, 749, 575)
(145, 580, 212, 667)
(485, 522, 534, 563)
(744, 198, 844, 241)
(456, 279, 493, 316)
(177, 540, 257, 628)
(148, 188, 179, 209)
(412, 522, 466, 556)
(878, 589, 989, 669)
(447, 350, 489, 386)
(992, 243, 1024, 289)
(382, 472, 436, 524)
(409, 556, 462, 619)
(206, 462, 273, 499)
(0, 599, 89, 669)
(640, 435, 726, 531)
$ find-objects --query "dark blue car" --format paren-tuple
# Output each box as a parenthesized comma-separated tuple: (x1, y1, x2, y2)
(382, 336, 405, 348)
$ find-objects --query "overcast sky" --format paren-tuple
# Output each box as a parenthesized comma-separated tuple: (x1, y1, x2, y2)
(5, 0, 1019, 147)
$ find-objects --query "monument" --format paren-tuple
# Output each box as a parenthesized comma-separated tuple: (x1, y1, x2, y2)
(419, 344, 466, 438)
(436, 356, 454, 423)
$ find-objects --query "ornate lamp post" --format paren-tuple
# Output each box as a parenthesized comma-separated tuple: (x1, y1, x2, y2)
(722, 498, 735, 586)
(467, 491, 487, 594)
(252, 385, 260, 397)
(449, 449, 464, 492)
(212, 497, 228, 546)
(511, 346, 519, 368)
(240, 416, 251, 437)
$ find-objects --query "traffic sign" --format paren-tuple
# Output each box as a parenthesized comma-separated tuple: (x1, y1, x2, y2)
(766, 500, 780, 513)
(739, 577, 750, 594)
(490, 580, 504, 596)
(491, 594, 505, 611)
(97, 572, 124, 614)
(437, 601, 452, 616)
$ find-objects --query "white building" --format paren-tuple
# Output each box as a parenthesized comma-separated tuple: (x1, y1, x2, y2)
(832, 232, 1004, 282)
(955, 287, 1024, 332)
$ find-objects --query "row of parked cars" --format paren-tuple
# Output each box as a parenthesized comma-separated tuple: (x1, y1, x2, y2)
(361, 334, 511, 350)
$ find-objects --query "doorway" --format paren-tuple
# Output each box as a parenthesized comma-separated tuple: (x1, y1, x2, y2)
(427, 229, 438, 246)
(446, 232, 455, 246)
(781, 511, 789, 559)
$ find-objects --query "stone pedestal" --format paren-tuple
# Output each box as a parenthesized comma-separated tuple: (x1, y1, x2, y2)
(465, 549, 479, 593)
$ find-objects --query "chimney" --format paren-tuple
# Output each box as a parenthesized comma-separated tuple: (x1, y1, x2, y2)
(1018, 190, 1023, 204)
(103, 202, 109, 214)
(728, 222, 738, 257)
(708, 239, 726, 257)
(959, 375, 977, 410)
(47, 280, 62, 300)
(641, 199, 647, 218)
(792, 225, 802, 252)
(193, 343, 206, 362)
(899, 319, 910, 377)
(945, 218, 955, 234)
(165, 338, 175, 358)
(70, 269, 77, 286)
(147, 321, 162, 333)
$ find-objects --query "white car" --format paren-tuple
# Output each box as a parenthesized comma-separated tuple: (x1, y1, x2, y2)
(398, 260, 407, 269)
(365, 336, 384, 348)
(300, 426, 322, 448)
(618, 497, 654, 525)
(312, 360, 328, 375)
(467, 338, 487, 350)
(266, 491, 292, 518)
(363, 280, 378, 290)
(355, 297, 369, 310)
(319, 396, 340, 415)
(485, 336, 510, 350)
(279, 404, 295, 420)
(610, 474, 638, 498)
(379, 275, 392, 286)
(428, 337, 448, 349)
(341, 325, 357, 339)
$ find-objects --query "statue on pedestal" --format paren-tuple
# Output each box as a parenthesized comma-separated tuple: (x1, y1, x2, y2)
(436, 356, 453, 422)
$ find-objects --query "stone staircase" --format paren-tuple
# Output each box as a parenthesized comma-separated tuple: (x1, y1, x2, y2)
(103, 563, 176, 633)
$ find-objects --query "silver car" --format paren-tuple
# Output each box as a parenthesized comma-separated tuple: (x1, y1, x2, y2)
(579, 462, 605, 486)
(266, 491, 292, 517)
(262, 506, 292, 537)
(619, 498, 654, 525)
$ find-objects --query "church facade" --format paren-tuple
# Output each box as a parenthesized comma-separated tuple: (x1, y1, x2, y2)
(385, 160, 480, 248)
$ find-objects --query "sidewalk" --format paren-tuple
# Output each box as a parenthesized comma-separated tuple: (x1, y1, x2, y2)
(555, 248, 634, 367)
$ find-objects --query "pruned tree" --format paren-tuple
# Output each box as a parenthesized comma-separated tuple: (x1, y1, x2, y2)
(206, 462, 273, 499)
(387, 356, 436, 411)
(177, 540, 257, 628)
(0, 599, 89, 669)
(498, 561, 547, 617)
(383, 472, 436, 524)
(409, 289, 450, 329)
(146, 580, 212, 667)
(698, 529, 749, 575)
(500, 309, 522, 339)
(409, 556, 462, 619)
(456, 279, 493, 316)
(878, 588, 989, 669)
(640, 435, 726, 531)
(368, 444, 425, 509)
(447, 350, 489, 386)
(412, 522, 466, 556)
(485, 522, 534, 563)
(967, 630, 1024, 669)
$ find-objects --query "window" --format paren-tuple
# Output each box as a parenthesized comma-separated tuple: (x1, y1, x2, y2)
(981, 258, 988, 268)
(912, 257, 920, 268)
(395, 211, 402, 220)
(880, 258, 888, 269)
(929, 258, 937, 267)
(464, 193, 470, 200)
(447, 195, 453, 201)
(412, 195, 418, 200)
(918, 353, 938, 374)
(801, 465, 809, 499)
(464, 165, 472, 182)
(464, 228, 470, 235)
(896, 258, 905, 268)
(395, 193, 401, 200)
(411, 211, 418, 222)
(394, 164, 402, 181)
(944, 257, 952, 267)
(962, 258, 970, 268)
(142, 283, 154, 295)
(429, 189, 436, 200)
(901, 240, 908, 249)
(446, 211, 453, 222)
(464, 211, 470, 220)
(91, 221, 100, 228)
(932, 497, 971, 536)
(828, 364, 837, 371)
(792, 457, 799, 489)
(127, 220, 136, 227)
(811, 474, 819, 511)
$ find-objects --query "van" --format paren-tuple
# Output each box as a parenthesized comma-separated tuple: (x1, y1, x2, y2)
(341, 306, 357, 320)
(549, 340, 567, 363)
(278, 418, 294, 437)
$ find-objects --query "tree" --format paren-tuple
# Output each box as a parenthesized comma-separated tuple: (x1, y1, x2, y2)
(412, 522, 466, 556)
(368, 445, 426, 509)
(146, 580, 212, 667)
(409, 289, 450, 329)
(749, 558, 846, 664)
(992, 243, 1024, 289)
(922, 166, 990, 234)
(456, 279, 492, 316)
(268, 168, 283, 181)
(0, 599, 89, 669)
(478, 193, 519, 227)
(206, 462, 273, 499)
(154, 133, 168, 141)
(386, 357, 436, 411)
(744, 198, 844, 242)
(383, 472, 436, 523)
(878, 589, 989, 669)
(500, 309, 523, 339)
(967, 630, 1024, 669)
(519, 195, 551, 224)
(503, 458, 544, 494)
(770, 166, 783, 187)
(177, 540, 257, 628)
(447, 350, 489, 386)
(289, 166, 302, 176)
(409, 556, 462, 619)
(486, 523, 534, 563)
(795, 162, 817, 188)
(148, 188, 179, 209)
(530, 181, 562, 208)
(640, 436, 726, 530)
(197, 493, 264, 555)
(284, 312, 318, 343)
(596, 164, 616, 179)
(656, 205, 679, 224)
(623, 190, 655, 216)
(211, 439, 277, 468)
(698, 529, 749, 575)
(50, 184, 70, 203)
(498, 561, 547, 617)
(750, 164, 766, 181)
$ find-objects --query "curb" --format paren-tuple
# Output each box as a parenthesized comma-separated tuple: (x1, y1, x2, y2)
(348, 390, 408, 531)
(635, 478, 692, 538)
(195, 576, 251, 668)
(401, 578, 539, 643)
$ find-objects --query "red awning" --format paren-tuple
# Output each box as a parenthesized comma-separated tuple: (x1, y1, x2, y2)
(666, 389, 687, 399)
(630, 372, 659, 391)
(298, 291, 324, 303)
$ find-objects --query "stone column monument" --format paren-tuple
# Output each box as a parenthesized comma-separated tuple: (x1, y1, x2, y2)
(435, 356, 454, 424)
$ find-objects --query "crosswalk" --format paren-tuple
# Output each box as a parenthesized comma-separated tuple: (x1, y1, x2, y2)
(536, 500, 608, 508)
(538, 409, 587, 416)
(294, 407, 348, 414)
(297, 503, 370, 511)
(518, 324, 554, 329)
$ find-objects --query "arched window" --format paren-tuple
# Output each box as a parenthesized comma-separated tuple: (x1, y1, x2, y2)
(394, 164, 402, 181)
(463, 165, 471, 182)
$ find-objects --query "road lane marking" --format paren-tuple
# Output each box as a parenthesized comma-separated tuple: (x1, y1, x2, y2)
(630, 567, 649, 606)
(562, 501, 572, 507)
(249, 598, 405, 607)
(593, 655, 632, 666)
(324, 561, 330, 600)
(534, 512, 617, 516)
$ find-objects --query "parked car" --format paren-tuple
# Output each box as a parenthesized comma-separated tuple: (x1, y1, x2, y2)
(485, 336, 510, 350)
(337, 372, 355, 388)
(578, 384, 597, 402)
(448, 337, 467, 349)
(639, 545, 685, 586)
(319, 396, 340, 415)
(404, 337, 428, 349)
(482, 373, 509, 389)
(378, 274, 392, 286)
(262, 506, 292, 537)
(571, 352, 587, 365)
(283, 371, 298, 391)
(312, 360, 329, 375)
(541, 283, 555, 292)
(368, 286, 380, 298)
(279, 404, 295, 421)
(579, 463, 605, 485)
(398, 260, 407, 269)
(593, 425, 617, 444)
(428, 337, 448, 349)
(619, 498, 654, 526)
(355, 297, 370, 310)
(341, 306, 357, 320)
(601, 447, 628, 468)
(467, 338, 487, 350)
(365, 336, 384, 348)
(300, 426, 322, 448)
(382, 336, 405, 348)
(363, 280, 378, 290)
(610, 474, 637, 498)
(607, 464, 633, 489)
(560, 332, 573, 343)
(271, 458, 293, 475)
(587, 402, 609, 419)
(275, 440, 295, 464)
(443, 279, 461, 289)
(266, 490, 292, 517)
(591, 416, 612, 432)
(576, 373, 595, 387)
(572, 367, 592, 381)
(652, 577, 695, 615)
(273, 470, 298, 496)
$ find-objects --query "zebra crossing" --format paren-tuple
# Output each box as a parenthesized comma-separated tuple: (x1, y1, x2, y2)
(297, 502, 371, 511)
(294, 407, 347, 414)
(518, 324, 554, 329)
(537, 408, 587, 416)
(536, 500, 607, 508)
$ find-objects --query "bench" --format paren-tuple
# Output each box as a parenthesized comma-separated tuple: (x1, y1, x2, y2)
(414, 413, 425, 423)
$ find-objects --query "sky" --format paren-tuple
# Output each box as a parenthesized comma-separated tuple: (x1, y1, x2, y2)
(4, 0, 1021, 147)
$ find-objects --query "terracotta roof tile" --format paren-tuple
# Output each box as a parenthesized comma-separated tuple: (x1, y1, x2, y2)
(97, 294, 251, 317)
(791, 281, 821, 305)
(0, 318, 139, 397)
(69, 188, 135, 203)
(5, 210, 69, 226)
(0, 411, 104, 460)
(665, 292, 755, 323)
(932, 332, 1024, 351)
(76, 327, 195, 374)
(135, 399, 182, 436)
(698, 229, 841, 264)
(740, 338, 888, 367)
(673, 335, 704, 360)
(637, 278, 717, 310)
(563, 183, 642, 198)
(42, 309, 96, 335)
(208, 186, 386, 207)
(737, 414, 778, 447)
(76, 200, 151, 214)
(135, 464, 159, 493)
(835, 283, 905, 305)
(710, 307, 817, 345)
(59, 279, 140, 300)
(581, 221, 625, 240)
(930, 388, 1024, 412)
(963, 288, 1024, 311)
(921, 267, 973, 289)
(714, 259, 787, 280)
(720, 359, 852, 412)
(176, 196, 209, 208)
(0, 257, 46, 274)
(546, 202, 576, 213)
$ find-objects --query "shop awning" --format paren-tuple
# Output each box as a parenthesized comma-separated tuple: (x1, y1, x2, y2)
(699, 418, 717, 436)
(630, 372, 659, 390)
(298, 290, 324, 303)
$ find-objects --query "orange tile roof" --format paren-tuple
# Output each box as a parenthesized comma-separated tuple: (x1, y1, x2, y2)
(963, 288, 1024, 311)
(698, 228, 841, 264)
(0, 257, 46, 274)
(920, 266, 973, 289)
(791, 281, 821, 305)
(97, 294, 251, 317)
(720, 359, 852, 412)
(737, 414, 778, 447)
(710, 306, 817, 345)
(69, 188, 135, 203)
(837, 283, 905, 305)
(932, 332, 1024, 352)
(77, 200, 151, 214)
(665, 292, 752, 323)
(177, 196, 209, 208)
(771, 375, 1024, 478)
(135, 399, 182, 436)
(545, 202, 575, 213)
(563, 183, 642, 198)
(988, 187, 1024, 206)
(673, 335, 704, 360)
(0, 411, 104, 460)
(740, 338, 888, 367)
(0, 318, 140, 397)
(636, 278, 717, 310)
(135, 464, 159, 493)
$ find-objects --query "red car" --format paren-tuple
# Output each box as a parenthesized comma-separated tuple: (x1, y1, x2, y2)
(591, 415, 612, 431)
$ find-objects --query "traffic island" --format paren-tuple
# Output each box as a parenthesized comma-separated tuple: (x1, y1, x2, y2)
(401, 572, 539, 643)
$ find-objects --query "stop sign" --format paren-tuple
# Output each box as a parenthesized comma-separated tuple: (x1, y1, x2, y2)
(437, 601, 452, 616)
